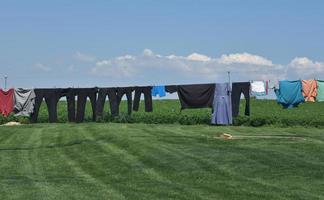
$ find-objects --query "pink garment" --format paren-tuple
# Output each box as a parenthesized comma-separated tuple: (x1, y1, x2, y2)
(302, 80, 317, 102)
(0, 89, 14, 117)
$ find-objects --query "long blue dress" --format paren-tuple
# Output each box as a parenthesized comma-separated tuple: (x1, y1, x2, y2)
(211, 83, 233, 125)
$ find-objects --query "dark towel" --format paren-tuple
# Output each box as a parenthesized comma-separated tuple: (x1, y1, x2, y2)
(177, 84, 215, 109)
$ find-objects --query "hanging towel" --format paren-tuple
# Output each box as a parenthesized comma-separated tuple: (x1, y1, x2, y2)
(302, 80, 317, 102)
(211, 83, 232, 125)
(275, 80, 304, 108)
(14, 88, 36, 117)
(251, 81, 266, 96)
(0, 89, 14, 117)
(177, 84, 215, 109)
(316, 80, 324, 102)
(152, 86, 166, 97)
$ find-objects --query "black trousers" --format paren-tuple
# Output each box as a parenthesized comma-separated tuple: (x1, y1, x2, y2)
(96, 88, 119, 118)
(133, 86, 153, 112)
(231, 82, 250, 117)
(116, 87, 133, 115)
(61, 88, 77, 122)
(31, 89, 62, 123)
(74, 88, 97, 123)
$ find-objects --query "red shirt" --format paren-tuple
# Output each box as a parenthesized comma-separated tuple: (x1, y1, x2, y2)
(0, 89, 14, 117)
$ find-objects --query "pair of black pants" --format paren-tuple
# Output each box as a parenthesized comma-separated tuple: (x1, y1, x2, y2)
(96, 88, 119, 118)
(31, 89, 62, 123)
(116, 87, 133, 115)
(75, 88, 97, 123)
(231, 82, 250, 117)
(133, 86, 153, 112)
(61, 88, 77, 122)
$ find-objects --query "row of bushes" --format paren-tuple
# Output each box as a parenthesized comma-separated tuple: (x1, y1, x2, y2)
(1, 99, 323, 127)
(2, 112, 324, 127)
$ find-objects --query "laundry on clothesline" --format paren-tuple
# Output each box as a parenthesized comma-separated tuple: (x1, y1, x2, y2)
(0, 77, 322, 124)
(251, 80, 269, 96)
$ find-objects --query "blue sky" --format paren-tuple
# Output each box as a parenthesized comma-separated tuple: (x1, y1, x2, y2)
(0, 0, 324, 88)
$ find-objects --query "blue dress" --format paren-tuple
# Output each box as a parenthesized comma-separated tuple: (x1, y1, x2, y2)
(211, 83, 232, 125)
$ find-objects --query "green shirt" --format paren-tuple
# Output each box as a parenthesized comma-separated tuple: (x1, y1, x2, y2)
(316, 80, 324, 102)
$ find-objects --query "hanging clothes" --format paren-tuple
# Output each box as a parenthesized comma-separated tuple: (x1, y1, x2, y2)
(231, 82, 250, 117)
(165, 85, 177, 94)
(60, 88, 78, 122)
(177, 84, 215, 109)
(316, 80, 324, 102)
(133, 86, 153, 112)
(13, 88, 36, 117)
(211, 83, 232, 125)
(74, 88, 97, 123)
(251, 81, 266, 96)
(275, 80, 304, 108)
(0, 89, 14, 117)
(116, 87, 134, 115)
(302, 80, 317, 102)
(31, 89, 63, 123)
(152, 86, 166, 97)
(96, 88, 119, 118)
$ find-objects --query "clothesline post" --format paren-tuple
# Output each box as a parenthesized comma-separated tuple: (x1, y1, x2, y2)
(4, 75, 8, 90)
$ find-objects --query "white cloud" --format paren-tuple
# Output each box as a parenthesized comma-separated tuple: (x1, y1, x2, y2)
(186, 53, 211, 62)
(287, 57, 324, 79)
(143, 49, 154, 57)
(74, 52, 96, 62)
(90, 49, 324, 84)
(116, 55, 135, 61)
(218, 52, 273, 66)
(34, 63, 51, 72)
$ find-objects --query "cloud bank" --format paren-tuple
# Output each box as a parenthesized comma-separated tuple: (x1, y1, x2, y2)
(89, 49, 324, 85)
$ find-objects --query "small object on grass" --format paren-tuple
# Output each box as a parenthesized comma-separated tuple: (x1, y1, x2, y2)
(1, 121, 22, 126)
(220, 133, 233, 139)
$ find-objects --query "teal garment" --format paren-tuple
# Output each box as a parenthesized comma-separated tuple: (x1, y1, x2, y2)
(317, 80, 324, 102)
(275, 80, 305, 108)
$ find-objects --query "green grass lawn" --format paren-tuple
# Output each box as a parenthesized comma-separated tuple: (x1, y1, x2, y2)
(0, 123, 324, 199)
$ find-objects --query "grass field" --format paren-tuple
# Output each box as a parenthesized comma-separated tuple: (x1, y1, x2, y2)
(0, 123, 324, 199)
(1, 99, 324, 199)
(2, 99, 324, 127)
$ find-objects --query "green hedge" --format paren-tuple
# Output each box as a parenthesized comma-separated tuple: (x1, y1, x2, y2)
(1, 99, 324, 127)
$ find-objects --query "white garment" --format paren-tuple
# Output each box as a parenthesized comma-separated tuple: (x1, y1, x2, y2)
(251, 81, 265, 93)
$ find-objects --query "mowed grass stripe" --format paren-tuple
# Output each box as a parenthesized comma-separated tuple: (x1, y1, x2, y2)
(0, 124, 324, 199)
(57, 125, 127, 199)
(0, 128, 44, 199)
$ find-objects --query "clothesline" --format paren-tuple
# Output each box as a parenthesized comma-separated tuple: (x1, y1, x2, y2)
(0, 79, 323, 125)
(0, 82, 252, 125)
